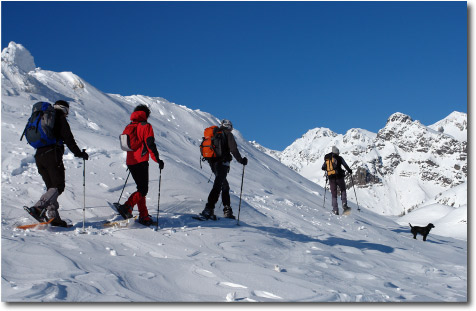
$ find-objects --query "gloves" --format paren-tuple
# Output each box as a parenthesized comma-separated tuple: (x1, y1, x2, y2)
(77, 151, 89, 160)
(158, 159, 165, 170)
(241, 157, 248, 166)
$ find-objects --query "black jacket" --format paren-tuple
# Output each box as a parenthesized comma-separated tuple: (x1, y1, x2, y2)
(322, 152, 351, 178)
(36, 110, 82, 157)
(224, 129, 244, 163)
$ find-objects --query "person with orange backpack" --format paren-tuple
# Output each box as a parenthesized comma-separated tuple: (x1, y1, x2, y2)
(200, 119, 248, 220)
(322, 146, 352, 215)
(116, 104, 164, 226)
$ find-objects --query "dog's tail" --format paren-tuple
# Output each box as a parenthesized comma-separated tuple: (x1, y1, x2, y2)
(409, 223, 413, 228)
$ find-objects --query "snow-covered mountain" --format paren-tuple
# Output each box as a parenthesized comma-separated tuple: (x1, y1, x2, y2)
(280, 112, 467, 218)
(428, 111, 467, 142)
(1, 42, 467, 302)
(249, 140, 281, 161)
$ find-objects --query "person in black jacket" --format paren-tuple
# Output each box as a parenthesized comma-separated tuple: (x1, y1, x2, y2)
(200, 119, 248, 220)
(322, 146, 352, 215)
(29, 100, 88, 227)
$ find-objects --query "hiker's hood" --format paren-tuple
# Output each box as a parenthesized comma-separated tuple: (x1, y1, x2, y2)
(130, 111, 148, 122)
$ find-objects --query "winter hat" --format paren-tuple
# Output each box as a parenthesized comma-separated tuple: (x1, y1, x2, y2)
(220, 119, 233, 131)
(332, 146, 340, 155)
(54, 100, 69, 108)
(54, 100, 69, 115)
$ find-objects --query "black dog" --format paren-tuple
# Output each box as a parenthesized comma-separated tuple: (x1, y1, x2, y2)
(409, 223, 435, 241)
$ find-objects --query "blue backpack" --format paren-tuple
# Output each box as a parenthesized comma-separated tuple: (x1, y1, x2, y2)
(20, 102, 58, 148)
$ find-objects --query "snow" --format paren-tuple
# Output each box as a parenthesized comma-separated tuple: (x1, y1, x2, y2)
(1, 42, 467, 302)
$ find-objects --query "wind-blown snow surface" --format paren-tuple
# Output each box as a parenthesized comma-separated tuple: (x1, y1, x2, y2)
(1, 42, 467, 302)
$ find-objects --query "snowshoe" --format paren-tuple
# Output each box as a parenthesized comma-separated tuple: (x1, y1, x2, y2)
(23, 206, 47, 222)
(115, 203, 133, 220)
(138, 215, 154, 226)
(50, 217, 68, 227)
(343, 207, 352, 216)
(199, 207, 217, 220)
(192, 214, 218, 221)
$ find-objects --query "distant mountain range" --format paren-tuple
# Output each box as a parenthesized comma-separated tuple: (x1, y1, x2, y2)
(276, 111, 467, 215)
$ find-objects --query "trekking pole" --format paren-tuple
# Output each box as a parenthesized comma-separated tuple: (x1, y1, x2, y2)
(351, 175, 361, 212)
(322, 174, 328, 209)
(156, 168, 162, 230)
(117, 170, 131, 204)
(82, 149, 86, 233)
(236, 164, 246, 226)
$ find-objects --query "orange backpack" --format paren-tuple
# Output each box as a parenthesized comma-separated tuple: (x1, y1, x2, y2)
(324, 153, 338, 177)
(200, 125, 225, 160)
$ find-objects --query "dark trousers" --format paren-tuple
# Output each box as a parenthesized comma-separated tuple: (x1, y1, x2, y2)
(207, 161, 231, 208)
(128, 161, 149, 197)
(329, 177, 347, 212)
(35, 149, 65, 194)
(34, 148, 65, 219)
(126, 161, 150, 217)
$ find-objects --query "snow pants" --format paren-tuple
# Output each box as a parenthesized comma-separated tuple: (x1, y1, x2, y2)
(34, 148, 65, 220)
(126, 161, 150, 217)
(329, 177, 347, 213)
(207, 161, 231, 209)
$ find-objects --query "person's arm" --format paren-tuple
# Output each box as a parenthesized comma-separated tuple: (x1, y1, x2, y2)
(340, 156, 352, 173)
(227, 132, 247, 165)
(143, 124, 164, 169)
(58, 115, 83, 157)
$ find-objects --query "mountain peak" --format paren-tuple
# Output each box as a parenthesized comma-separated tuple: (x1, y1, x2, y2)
(386, 112, 413, 125)
(1, 41, 36, 73)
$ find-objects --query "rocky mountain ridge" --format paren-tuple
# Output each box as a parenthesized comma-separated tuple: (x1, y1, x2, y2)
(279, 111, 467, 215)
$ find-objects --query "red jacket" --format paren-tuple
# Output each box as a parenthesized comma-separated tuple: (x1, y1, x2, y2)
(126, 111, 160, 166)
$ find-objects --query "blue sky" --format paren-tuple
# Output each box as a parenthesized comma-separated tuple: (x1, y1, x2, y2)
(1, 1, 467, 150)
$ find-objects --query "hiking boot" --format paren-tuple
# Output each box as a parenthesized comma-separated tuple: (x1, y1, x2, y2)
(332, 209, 339, 216)
(223, 206, 236, 219)
(138, 215, 154, 226)
(342, 203, 351, 214)
(116, 203, 133, 219)
(50, 217, 68, 227)
(200, 207, 216, 220)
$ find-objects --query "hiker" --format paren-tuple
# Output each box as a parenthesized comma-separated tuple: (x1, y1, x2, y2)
(322, 146, 352, 215)
(28, 100, 89, 227)
(116, 104, 164, 226)
(200, 119, 248, 219)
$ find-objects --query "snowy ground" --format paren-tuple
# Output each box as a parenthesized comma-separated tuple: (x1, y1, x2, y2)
(1, 42, 468, 302)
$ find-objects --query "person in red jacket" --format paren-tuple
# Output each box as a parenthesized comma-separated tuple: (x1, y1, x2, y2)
(117, 105, 164, 225)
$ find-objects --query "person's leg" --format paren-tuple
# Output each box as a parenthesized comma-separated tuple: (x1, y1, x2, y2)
(34, 151, 66, 225)
(206, 162, 228, 209)
(125, 162, 149, 210)
(337, 178, 348, 208)
(329, 178, 339, 214)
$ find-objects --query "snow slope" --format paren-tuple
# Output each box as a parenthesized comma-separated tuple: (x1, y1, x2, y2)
(1, 42, 467, 302)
